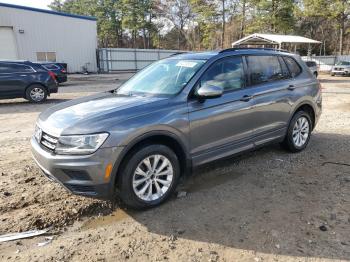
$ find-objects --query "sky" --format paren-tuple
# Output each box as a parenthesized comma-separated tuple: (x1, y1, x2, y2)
(0, 0, 52, 10)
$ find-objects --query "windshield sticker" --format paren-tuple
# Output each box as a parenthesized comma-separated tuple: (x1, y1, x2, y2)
(176, 61, 198, 68)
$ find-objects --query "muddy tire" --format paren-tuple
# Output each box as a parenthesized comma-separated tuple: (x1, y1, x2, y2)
(118, 144, 180, 209)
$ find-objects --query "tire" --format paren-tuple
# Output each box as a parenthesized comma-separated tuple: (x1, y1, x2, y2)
(118, 144, 180, 209)
(331, 73, 335, 76)
(314, 72, 318, 78)
(25, 84, 47, 103)
(281, 110, 312, 153)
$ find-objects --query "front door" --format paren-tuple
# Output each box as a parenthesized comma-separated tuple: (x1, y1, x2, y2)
(187, 56, 257, 166)
(0, 63, 31, 97)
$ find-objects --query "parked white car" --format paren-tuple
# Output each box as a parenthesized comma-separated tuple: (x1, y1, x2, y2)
(331, 61, 350, 76)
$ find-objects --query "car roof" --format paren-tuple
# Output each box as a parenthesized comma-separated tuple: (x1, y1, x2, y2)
(168, 48, 295, 61)
(37, 62, 59, 64)
(0, 60, 31, 63)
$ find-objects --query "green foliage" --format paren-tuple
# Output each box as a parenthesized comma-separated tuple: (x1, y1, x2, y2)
(49, 0, 350, 54)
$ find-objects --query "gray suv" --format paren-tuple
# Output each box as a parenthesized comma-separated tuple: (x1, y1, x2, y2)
(31, 48, 322, 209)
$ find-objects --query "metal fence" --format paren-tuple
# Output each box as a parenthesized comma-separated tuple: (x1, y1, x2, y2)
(97, 48, 350, 73)
(97, 48, 186, 72)
(302, 55, 350, 72)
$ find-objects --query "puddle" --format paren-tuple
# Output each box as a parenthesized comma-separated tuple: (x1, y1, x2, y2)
(82, 209, 132, 230)
(185, 171, 244, 193)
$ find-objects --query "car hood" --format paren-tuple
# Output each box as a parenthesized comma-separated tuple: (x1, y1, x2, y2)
(38, 92, 168, 136)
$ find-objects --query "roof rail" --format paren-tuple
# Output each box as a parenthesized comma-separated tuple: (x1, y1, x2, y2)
(169, 52, 187, 57)
(219, 47, 291, 53)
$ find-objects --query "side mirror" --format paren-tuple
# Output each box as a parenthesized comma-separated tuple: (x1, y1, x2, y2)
(196, 84, 223, 99)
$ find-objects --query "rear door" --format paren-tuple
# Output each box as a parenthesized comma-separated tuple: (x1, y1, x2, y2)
(244, 55, 294, 145)
(188, 56, 257, 166)
(0, 63, 34, 97)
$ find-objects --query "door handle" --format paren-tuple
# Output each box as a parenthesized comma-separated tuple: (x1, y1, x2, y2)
(287, 85, 296, 91)
(240, 95, 253, 102)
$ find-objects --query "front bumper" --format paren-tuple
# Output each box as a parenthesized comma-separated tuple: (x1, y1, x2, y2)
(31, 137, 123, 200)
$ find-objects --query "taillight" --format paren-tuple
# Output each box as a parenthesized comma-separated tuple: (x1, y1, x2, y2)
(61, 68, 66, 73)
(48, 70, 56, 80)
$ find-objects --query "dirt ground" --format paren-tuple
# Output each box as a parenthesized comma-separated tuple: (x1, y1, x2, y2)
(0, 73, 349, 261)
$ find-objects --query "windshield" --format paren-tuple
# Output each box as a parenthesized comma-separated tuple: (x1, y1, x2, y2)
(336, 61, 350, 66)
(116, 59, 206, 96)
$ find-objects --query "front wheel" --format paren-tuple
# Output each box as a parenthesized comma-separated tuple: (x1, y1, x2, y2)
(118, 144, 180, 209)
(281, 110, 312, 153)
(26, 84, 47, 103)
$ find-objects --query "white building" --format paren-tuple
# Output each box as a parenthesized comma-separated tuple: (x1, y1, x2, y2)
(0, 3, 98, 72)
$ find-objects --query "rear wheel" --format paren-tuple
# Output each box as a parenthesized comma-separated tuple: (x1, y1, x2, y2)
(26, 84, 47, 103)
(118, 144, 180, 209)
(282, 110, 312, 153)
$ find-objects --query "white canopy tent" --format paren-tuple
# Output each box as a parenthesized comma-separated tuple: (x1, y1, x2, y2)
(232, 33, 321, 53)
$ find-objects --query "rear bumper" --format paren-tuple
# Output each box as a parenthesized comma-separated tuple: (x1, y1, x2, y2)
(57, 75, 67, 83)
(47, 81, 58, 94)
(31, 136, 123, 200)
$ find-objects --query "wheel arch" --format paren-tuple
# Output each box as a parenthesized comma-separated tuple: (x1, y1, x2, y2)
(24, 82, 49, 98)
(291, 102, 316, 130)
(111, 131, 191, 193)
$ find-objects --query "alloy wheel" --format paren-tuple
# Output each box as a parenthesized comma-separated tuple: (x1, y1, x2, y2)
(30, 87, 45, 102)
(292, 116, 310, 147)
(132, 154, 174, 202)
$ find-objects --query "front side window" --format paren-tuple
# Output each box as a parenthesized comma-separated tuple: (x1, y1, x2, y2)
(117, 59, 206, 96)
(246, 55, 283, 85)
(284, 57, 302, 77)
(0, 63, 34, 73)
(199, 56, 244, 92)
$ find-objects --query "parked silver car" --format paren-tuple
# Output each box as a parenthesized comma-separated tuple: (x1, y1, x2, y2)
(331, 61, 350, 76)
(31, 48, 322, 209)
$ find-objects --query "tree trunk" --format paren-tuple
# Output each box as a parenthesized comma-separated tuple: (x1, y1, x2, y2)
(221, 0, 225, 49)
(239, 0, 246, 39)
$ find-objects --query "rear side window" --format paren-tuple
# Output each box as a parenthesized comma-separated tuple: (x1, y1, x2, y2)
(305, 61, 316, 67)
(0, 63, 34, 73)
(43, 64, 60, 70)
(246, 55, 284, 85)
(200, 56, 245, 92)
(284, 57, 302, 77)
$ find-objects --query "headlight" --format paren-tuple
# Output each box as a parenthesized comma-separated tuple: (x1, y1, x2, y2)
(55, 133, 109, 155)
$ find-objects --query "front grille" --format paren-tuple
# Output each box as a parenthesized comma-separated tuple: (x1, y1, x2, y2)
(40, 132, 58, 152)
